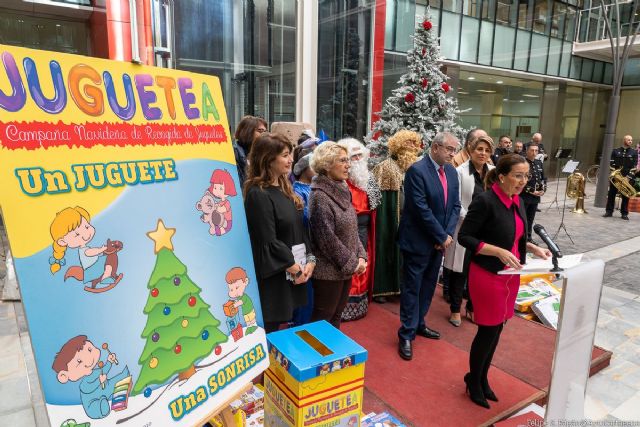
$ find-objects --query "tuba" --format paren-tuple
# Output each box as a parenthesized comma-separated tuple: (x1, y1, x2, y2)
(609, 167, 640, 199)
(566, 171, 587, 213)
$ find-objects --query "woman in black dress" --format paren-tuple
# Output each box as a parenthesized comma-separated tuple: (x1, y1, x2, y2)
(244, 133, 315, 333)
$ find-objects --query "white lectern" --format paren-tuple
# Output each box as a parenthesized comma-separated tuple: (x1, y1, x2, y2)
(501, 258, 606, 422)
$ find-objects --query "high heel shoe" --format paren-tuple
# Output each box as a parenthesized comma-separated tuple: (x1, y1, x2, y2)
(464, 373, 490, 409)
(482, 381, 499, 402)
(464, 310, 475, 324)
(449, 313, 461, 327)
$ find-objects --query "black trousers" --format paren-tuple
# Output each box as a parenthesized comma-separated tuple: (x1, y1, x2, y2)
(522, 197, 539, 238)
(469, 323, 504, 391)
(605, 182, 629, 215)
(311, 278, 352, 329)
(449, 252, 473, 314)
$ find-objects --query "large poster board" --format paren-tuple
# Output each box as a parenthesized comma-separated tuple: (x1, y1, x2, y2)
(0, 45, 268, 426)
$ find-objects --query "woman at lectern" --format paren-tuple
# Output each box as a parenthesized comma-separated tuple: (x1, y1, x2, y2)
(458, 154, 551, 409)
(244, 133, 315, 333)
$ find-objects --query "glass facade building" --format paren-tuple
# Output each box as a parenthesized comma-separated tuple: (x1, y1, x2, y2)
(1, 0, 638, 175)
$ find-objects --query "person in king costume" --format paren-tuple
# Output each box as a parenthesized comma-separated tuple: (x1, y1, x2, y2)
(338, 138, 381, 320)
(371, 130, 422, 302)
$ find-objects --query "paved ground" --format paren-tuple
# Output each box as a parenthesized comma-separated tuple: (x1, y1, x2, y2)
(1, 181, 640, 425)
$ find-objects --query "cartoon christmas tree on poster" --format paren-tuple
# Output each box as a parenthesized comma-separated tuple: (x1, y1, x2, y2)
(132, 219, 228, 395)
(366, 8, 465, 166)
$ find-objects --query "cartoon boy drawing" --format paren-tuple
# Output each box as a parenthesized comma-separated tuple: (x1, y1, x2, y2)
(208, 169, 237, 236)
(53, 336, 130, 419)
(50, 206, 123, 292)
(225, 267, 258, 334)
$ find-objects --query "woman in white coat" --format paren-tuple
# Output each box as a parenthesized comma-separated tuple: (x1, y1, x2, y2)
(444, 136, 495, 326)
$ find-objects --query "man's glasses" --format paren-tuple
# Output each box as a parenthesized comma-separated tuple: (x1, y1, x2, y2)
(434, 143, 459, 154)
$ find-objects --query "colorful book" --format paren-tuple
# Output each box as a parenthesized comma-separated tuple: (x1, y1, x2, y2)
(515, 278, 560, 312)
(111, 375, 132, 412)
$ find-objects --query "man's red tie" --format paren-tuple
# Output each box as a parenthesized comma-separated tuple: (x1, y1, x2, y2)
(439, 166, 447, 205)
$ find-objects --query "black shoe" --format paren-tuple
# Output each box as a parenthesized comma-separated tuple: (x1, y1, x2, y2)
(398, 339, 412, 360)
(602, 212, 613, 217)
(482, 382, 499, 402)
(373, 296, 387, 304)
(464, 373, 490, 409)
(622, 215, 629, 220)
(536, 208, 541, 212)
(416, 326, 441, 340)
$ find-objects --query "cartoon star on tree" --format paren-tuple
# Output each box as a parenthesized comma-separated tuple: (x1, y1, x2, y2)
(132, 219, 227, 395)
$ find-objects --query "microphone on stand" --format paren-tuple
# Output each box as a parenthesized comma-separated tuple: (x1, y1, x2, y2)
(533, 224, 563, 258)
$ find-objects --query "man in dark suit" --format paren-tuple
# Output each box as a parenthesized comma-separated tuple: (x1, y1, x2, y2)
(397, 132, 461, 360)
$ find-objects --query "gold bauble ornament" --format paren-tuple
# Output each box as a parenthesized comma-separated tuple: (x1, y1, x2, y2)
(149, 357, 159, 369)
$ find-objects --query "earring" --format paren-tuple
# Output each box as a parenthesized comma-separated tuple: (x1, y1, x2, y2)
(500, 179, 504, 183)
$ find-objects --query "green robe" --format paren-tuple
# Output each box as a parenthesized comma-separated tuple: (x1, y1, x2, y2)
(372, 190, 401, 296)
(372, 158, 404, 297)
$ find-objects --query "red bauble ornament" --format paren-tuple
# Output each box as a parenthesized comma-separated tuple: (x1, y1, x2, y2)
(215, 345, 222, 356)
(188, 296, 196, 307)
(151, 288, 159, 297)
(441, 83, 450, 93)
(423, 20, 432, 30)
(422, 48, 426, 56)
(405, 92, 415, 103)
(174, 344, 182, 354)
(422, 78, 428, 88)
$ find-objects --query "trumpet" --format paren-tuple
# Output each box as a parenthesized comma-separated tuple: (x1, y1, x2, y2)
(609, 167, 640, 198)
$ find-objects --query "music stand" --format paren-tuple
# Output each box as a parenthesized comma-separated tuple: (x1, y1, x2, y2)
(553, 160, 578, 244)
(546, 148, 573, 212)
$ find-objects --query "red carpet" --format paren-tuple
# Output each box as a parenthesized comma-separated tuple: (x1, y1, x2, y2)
(340, 295, 611, 427)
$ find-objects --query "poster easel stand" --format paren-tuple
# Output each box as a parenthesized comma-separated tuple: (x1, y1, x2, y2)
(201, 382, 253, 427)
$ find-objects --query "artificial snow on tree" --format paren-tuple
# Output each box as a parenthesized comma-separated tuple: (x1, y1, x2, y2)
(366, 9, 465, 166)
(132, 220, 228, 395)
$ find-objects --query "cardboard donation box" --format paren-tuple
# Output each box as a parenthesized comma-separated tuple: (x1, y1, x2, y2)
(264, 321, 368, 427)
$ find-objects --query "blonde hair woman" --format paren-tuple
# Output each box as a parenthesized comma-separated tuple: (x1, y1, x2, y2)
(444, 136, 495, 327)
(309, 142, 367, 329)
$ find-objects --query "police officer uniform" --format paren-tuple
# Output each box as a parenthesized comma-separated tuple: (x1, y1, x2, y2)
(604, 146, 639, 219)
(520, 157, 547, 239)
(490, 147, 509, 165)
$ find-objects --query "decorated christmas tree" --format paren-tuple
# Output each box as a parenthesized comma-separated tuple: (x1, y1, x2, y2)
(366, 9, 465, 166)
(132, 220, 228, 395)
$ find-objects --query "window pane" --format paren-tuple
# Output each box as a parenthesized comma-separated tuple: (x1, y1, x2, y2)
(565, 6, 577, 41)
(570, 56, 582, 79)
(514, 30, 531, 70)
(604, 62, 613, 85)
(395, 0, 418, 52)
(496, 0, 513, 26)
(546, 38, 562, 75)
(460, 15, 479, 62)
(518, 0, 532, 30)
(551, 2, 565, 38)
(592, 61, 604, 83)
(581, 58, 594, 81)
(441, 10, 461, 59)
(492, 24, 515, 68)
(317, 2, 372, 140)
(478, 20, 494, 65)
(559, 41, 571, 77)
(528, 33, 548, 74)
(532, 0, 548, 34)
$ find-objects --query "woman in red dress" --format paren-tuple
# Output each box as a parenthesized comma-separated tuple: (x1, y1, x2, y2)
(458, 154, 551, 409)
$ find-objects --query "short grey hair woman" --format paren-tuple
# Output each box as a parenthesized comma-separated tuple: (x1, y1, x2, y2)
(308, 142, 367, 328)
